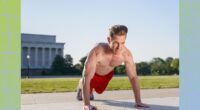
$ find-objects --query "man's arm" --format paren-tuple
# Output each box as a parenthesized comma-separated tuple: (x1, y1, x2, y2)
(124, 50, 149, 108)
(82, 48, 97, 106)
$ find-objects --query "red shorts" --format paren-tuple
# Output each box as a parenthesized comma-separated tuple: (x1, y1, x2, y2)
(90, 70, 114, 94)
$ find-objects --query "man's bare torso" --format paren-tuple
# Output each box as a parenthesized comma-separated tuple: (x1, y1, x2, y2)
(93, 43, 128, 75)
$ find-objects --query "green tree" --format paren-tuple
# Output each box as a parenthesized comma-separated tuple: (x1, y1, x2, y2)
(50, 55, 67, 75)
(171, 58, 179, 74)
(150, 57, 168, 75)
(64, 54, 73, 68)
(114, 65, 126, 74)
(73, 63, 82, 74)
(166, 57, 174, 64)
(136, 62, 151, 76)
(74, 63, 82, 71)
(165, 57, 174, 75)
(79, 56, 87, 71)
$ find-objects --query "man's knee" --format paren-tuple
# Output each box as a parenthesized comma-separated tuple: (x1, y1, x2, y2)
(78, 78, 83, 88)
(79, 78, 83, 83)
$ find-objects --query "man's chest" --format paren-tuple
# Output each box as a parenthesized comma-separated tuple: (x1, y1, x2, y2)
(97, 54, 124, 67)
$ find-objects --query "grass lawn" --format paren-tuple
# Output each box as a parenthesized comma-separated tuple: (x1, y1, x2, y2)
(21, 75, 179, 94)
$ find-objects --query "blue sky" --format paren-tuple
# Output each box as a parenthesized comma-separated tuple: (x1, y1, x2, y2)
(22, 0, 179, 64)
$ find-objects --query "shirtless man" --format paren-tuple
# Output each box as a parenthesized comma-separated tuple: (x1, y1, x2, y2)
(76, 25, 149, 110)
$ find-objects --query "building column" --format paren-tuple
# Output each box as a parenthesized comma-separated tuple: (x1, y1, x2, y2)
(49, 48, 52, 68)
(35, 47, 38, 68)
(56, 48, 58, 55)
(61, 48, 64, 57)
(42, 48, 45, 68)
(27, 47, 30, 67)
(27, 47, 30, 56)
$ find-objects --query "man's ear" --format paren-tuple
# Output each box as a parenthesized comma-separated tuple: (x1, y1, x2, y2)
(107, 36, 111, 43)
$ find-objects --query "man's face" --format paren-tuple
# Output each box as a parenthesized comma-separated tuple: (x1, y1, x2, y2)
(108, 35, 126, 54)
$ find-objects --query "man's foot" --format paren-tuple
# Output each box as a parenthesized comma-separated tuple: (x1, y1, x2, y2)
(76, 88, 95, 101)
(90, 92, 94, 100)
(76, 88, 82, 100)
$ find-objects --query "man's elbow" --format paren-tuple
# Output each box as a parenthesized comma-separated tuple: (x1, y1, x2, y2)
(130, 75, 138, 82)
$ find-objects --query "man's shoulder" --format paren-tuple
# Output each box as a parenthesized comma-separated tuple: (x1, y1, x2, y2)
(92, 42, 107, 51)
(87, 43, 107, 56)
(123, 47, 132, 56)
(122, 47, 134, 62)
(96, 42, 107, 48)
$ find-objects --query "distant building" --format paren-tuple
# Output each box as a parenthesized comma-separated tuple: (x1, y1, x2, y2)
(21, 33, 65, 75)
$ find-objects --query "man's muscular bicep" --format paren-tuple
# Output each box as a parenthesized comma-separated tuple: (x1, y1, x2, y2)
(124, 50, 137, 79)
(82, 48, 97, 80)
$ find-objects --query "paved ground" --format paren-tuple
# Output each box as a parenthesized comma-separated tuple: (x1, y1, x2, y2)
(21, 88, 179, 110)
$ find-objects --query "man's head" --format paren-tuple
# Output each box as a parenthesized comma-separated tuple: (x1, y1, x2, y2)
(107, 25, 128, 54)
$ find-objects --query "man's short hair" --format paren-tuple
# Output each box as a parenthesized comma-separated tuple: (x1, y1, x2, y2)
(109, 25, 128, 38)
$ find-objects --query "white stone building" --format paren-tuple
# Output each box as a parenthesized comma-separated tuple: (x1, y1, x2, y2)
(21, 33, 65, 70)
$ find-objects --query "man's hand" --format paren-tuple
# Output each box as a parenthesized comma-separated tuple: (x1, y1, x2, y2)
(135, 102, 149, 108)
(83, 105, 97, 110)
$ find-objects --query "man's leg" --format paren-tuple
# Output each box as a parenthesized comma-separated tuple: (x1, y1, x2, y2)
(76, 78, 83, 100)
(76, 78, 94, 100)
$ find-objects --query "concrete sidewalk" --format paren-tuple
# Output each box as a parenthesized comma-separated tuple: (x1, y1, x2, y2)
(21, 88, 179, 110)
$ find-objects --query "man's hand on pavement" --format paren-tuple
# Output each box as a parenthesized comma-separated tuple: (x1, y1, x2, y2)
(135, 102, 149, 108)
(83, 105, 97, 110)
